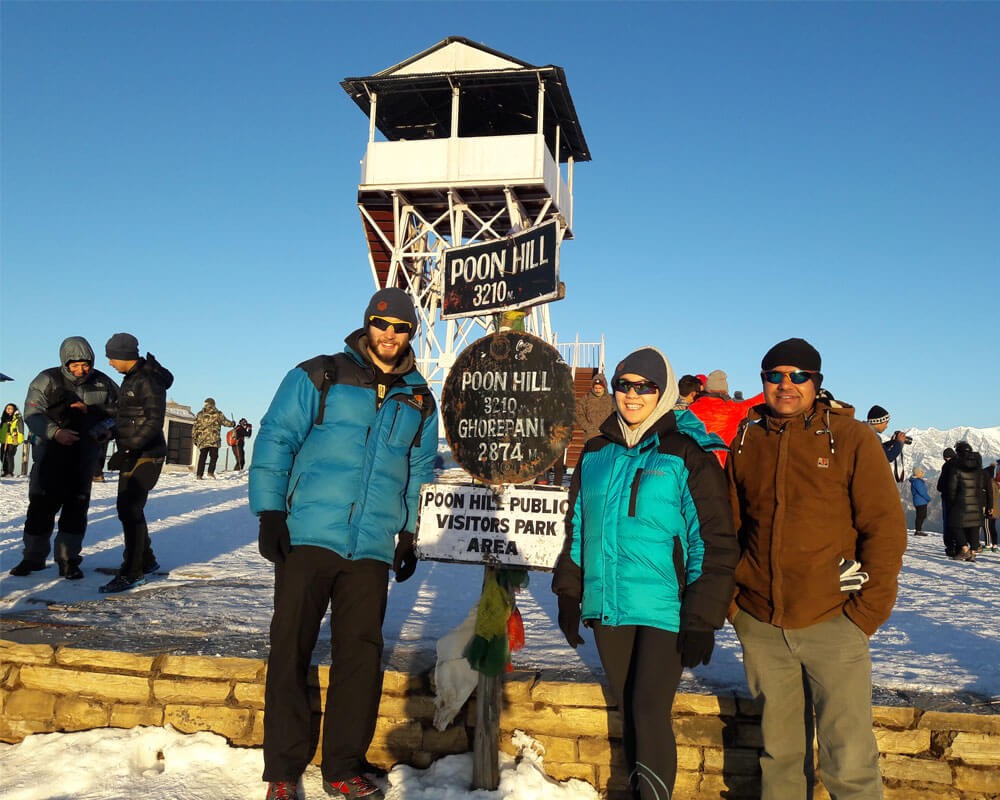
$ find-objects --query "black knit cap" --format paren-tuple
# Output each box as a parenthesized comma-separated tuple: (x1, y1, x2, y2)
(760, 337, 822, 372)
(105, 332, 139, 361)
(866, 405, 890, 425)
(364, 288, 418, 330)
(612, 348, 668, 391)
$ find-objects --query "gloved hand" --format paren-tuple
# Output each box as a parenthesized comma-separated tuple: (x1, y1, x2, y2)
(107, 450, 136, 472)
(678, 628, 716, 667)
(258, 511, 291, 564)
(838, 556, 869, 593)
(393, 532, 418, 583)
(557, 595, 585, 648)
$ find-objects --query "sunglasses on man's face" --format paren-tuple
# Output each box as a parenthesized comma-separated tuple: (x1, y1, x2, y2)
(761, 370, 818, 385)
(369, 316, 413, 335)
(612, 378, 660, 396)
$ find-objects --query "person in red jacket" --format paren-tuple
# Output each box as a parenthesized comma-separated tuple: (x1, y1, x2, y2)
(687, 370, 763, 465)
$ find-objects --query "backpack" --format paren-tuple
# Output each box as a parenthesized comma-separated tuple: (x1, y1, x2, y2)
(226, 428, 239, 446)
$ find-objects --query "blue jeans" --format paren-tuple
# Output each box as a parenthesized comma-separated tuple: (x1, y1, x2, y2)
(732, 609, 882, 800)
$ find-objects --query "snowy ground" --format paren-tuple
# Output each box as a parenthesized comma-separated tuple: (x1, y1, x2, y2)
(1, 469, 998, 799)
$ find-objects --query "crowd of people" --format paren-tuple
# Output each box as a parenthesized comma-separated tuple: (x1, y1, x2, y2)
(4, 311, 996, 800)
(4, 333, 249, 592)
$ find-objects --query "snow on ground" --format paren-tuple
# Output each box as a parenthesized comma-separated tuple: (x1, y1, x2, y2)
(1, 468, 998, 799)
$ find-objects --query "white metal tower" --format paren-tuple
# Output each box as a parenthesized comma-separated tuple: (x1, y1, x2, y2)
(341, 36, 592, 398)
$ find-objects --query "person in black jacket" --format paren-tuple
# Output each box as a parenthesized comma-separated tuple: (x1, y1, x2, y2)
(937, 447, 958, 556)
(944, 441, 989, 562)
(10, 337, 119, 579)
(230, 418, 252, 470)
(100, 333, 175, 593)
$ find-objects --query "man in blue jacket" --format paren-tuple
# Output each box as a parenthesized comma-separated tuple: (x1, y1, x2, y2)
(250, 288, 438, 800)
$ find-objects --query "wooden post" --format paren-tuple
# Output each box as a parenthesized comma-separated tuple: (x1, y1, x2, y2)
(21, 441, 29, 476)
(472, 565, 501, 791)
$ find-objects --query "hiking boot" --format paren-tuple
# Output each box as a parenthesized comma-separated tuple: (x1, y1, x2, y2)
(64, 564, 84, 580)
(9, 559, 46, 576)
(265, 782, 300, 800)
(207, 472, 217, 479)
(914, 531, 928, 536)
(323, 775, 384, 799)
(144, 561, 161, 575)
(99, 574, 147, 593)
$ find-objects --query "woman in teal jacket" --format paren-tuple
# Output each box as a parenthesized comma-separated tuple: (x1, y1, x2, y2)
(553, 346, 738, 800)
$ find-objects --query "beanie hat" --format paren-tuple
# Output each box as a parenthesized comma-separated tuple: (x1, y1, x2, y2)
(205, 398, 215, 406)
(866, 405, 890, 425)
(760, 337, 822, 372)
(705, 369, 729, 393)
(955, 441, 972, 455)
(105, 332, 140, 361)
(592, 374, 607, 388)
(364, 288, 418, 330)
(943, 447, 956, 460)
(612, 347, 669, 392)
(696, 374, 708, 389)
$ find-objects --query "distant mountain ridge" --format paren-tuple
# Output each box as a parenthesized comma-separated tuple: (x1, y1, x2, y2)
(893, 425, 999, 531)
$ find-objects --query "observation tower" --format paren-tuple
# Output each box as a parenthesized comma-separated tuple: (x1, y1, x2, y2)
(341, 36, 592, 397)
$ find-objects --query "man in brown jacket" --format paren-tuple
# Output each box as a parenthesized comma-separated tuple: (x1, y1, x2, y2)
(726, 338, 906, 800)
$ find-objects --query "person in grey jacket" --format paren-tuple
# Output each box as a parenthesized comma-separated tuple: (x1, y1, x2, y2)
(10, 337, 119, 580)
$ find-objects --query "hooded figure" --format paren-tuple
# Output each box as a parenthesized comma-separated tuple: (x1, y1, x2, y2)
(10, 337, 119, 579)
(944, 442, 989, 560)
(553, 346, 737, 800)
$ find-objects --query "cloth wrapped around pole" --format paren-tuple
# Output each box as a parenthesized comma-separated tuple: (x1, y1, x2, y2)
(464, 568, 528, 676)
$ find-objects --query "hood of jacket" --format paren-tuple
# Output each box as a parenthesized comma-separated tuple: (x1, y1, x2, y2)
(59, 337, 95, 385)
(735, 397, 856, 455)
(142, 353, 175, 390)
(614, 345, 679, 448)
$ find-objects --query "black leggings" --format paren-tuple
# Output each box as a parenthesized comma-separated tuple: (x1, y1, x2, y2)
(593, 624, 683, 800)
(914, 504, 927, 534)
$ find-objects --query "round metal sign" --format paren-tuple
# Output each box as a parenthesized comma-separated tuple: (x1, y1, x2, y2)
(441, 331, 576, 484)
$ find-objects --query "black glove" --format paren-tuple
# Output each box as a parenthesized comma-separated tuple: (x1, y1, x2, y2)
(678, 628, 715, 667)
(258, 511, 291, 564)
(392, 532, 418, 583)
(557, 595, 585, 648)
(107, 450, 136, 472)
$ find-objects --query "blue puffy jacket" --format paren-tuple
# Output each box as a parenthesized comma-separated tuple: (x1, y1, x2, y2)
(249, 333, 438, 564)
(553, 409, 738, 633)
(909, 477, 931, 507)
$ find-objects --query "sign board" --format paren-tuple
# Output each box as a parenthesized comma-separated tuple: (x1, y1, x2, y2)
(442, 220, 560, 319)
(416, 483, 569, 570)
(441, 331, 575, 484)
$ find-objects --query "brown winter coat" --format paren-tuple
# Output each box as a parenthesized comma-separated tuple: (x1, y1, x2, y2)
(726, 399, 906, 636)
(574, 390, 614, 444)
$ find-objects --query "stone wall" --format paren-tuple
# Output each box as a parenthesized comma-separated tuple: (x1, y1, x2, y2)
(1, 639, 997, 799)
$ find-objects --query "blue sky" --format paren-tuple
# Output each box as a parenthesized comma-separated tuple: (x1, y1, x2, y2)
(2, 1, 997, 435)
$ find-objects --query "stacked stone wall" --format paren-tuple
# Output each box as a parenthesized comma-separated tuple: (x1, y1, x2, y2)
(1, 640, 997, 798)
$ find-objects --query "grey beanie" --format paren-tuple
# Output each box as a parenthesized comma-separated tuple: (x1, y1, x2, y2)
(105, 332, 140, 360)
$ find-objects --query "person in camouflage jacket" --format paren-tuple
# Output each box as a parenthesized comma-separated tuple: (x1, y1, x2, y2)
(192, 398, 234, 478)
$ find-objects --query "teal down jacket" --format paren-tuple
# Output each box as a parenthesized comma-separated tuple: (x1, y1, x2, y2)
(553, 410, 738, 633)
(249, 334, 438, 565)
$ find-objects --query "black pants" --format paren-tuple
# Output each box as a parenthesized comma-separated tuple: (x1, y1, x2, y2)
(116, 458, 163, 579)
(914, 504, 927, 534)
(593, 623, 683, 800)
(263, 545, 389, 783)
(950, 524, 979, 552)
(23, 446, 97, 566)
(231, 443, 246, 470)
(197, 446, 219, 477)
(1, 444, 17, 476)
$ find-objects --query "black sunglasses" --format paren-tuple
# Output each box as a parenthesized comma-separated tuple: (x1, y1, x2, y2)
(761, 370, 818, 385)
(612, 378, 660, 396)
(369, 316, 413, 335)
